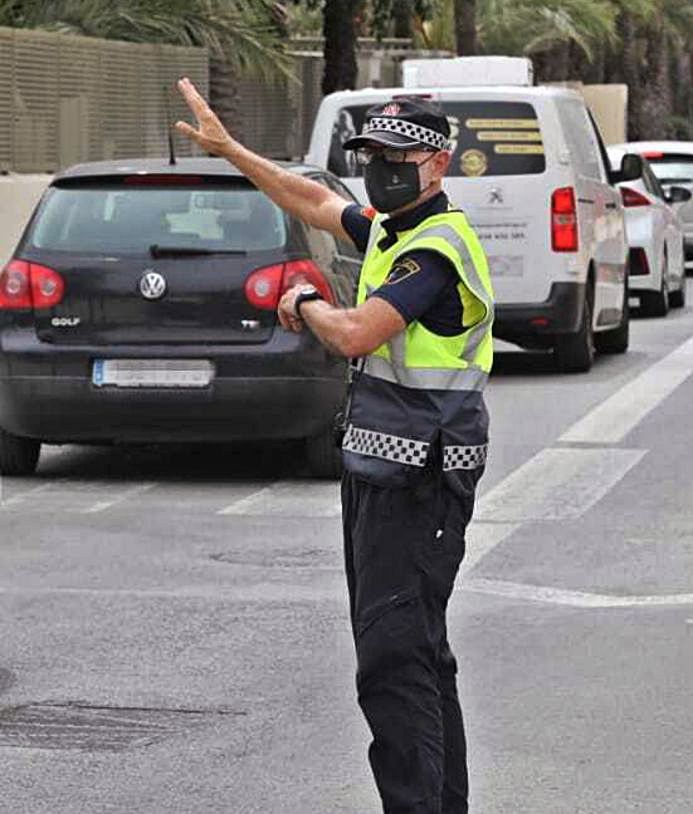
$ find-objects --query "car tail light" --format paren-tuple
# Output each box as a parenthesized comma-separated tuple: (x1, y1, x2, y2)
(244, 259, 334, 311)
(551, 187, 578, 252)
(620, 187, 651, 207)
(629, 248, 650, 276)
(0, 260, 65, 310)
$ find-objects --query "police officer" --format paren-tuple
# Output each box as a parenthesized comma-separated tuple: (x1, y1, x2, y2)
(177, 78, 494, 814)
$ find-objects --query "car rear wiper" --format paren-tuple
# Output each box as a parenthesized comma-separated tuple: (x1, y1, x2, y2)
(149, 244, 247, 257)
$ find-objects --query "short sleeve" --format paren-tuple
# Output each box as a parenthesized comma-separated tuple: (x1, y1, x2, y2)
(370, 249, 458, 325)
(341, 203, 376, 254)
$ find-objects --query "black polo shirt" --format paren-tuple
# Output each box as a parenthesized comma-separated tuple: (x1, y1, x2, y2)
(341, 192, 464, 336)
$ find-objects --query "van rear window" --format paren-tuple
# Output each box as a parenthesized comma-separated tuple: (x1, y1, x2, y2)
(329, 101, 545, 178)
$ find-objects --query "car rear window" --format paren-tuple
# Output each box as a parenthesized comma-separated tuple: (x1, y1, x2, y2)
(27, 180, 287, 255)
(644, 155, 693, 185)
(328, 100, 545, 178)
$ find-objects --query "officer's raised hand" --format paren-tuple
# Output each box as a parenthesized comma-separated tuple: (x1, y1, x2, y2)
(176, 77, 233, 156)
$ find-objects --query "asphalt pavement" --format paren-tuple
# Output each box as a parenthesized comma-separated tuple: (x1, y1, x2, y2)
(2, 290, 693, 813)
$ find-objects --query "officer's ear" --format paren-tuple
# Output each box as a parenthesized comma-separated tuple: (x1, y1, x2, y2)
(432, 150, 452, 179)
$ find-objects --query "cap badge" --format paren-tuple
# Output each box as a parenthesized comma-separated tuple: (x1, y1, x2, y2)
(381, 103, 401, 116)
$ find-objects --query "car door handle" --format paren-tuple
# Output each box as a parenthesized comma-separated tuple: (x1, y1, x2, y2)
(605, 202, 618, 210)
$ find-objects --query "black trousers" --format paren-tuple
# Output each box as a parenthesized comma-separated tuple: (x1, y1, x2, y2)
(342, 470, 478, 814)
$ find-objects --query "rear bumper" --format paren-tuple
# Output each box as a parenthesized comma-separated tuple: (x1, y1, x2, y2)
(493, 282, 584, 347)
(0, 329, 346, 443)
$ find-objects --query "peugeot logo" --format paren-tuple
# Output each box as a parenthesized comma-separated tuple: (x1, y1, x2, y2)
(139, 271, 167, 300)
(489, 188, 504, 205)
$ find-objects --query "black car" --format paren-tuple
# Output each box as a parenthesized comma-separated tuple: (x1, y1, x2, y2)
(0, 158, 363, 477)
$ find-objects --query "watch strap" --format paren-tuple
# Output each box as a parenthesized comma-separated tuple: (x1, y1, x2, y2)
(294, 289, 323, 318)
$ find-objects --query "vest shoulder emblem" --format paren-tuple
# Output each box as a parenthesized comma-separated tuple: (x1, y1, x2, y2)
(385, 256, 421, 285)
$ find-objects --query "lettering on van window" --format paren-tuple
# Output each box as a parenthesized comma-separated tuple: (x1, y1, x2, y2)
(465, 119, 539, 130)
(495, 144, 545, 155)
(477, 131, 543, 142)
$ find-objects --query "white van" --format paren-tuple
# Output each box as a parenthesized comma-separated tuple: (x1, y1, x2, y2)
(306, 58, 642, 372)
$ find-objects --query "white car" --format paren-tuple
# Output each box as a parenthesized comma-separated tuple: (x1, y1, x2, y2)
(611, 141, 693, 261)
(307, 57, 640, 373)
(607, 147, 689, 316)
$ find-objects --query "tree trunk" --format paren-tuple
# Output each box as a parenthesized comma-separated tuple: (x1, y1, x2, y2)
(392, 0, 412, 38)
(210, 57, 243, 143)
(618, 12, 644, 140)
(637, 13, 672, 139)
(454, 0, 477, 56)
(322, 0, 358, 95)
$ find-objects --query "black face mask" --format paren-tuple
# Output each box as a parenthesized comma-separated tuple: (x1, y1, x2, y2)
(364, 155, 423, 214)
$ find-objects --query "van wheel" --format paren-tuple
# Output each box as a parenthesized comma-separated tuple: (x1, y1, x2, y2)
(554, 290, 594, 373)
(641, 257, 669, 317)
(595, 276, 629, 354)
(0, 429, 41, 476)
(305, 425, 343, 479)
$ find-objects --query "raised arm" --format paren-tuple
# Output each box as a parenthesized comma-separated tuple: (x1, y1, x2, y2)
(176, 77, 351, 244)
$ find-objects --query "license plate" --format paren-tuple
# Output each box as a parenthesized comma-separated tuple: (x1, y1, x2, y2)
(92, 359, 214, 388)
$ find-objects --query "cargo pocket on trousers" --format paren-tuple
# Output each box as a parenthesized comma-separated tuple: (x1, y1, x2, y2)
(355, 588, 419, 640)
(355, 588, 423, 689)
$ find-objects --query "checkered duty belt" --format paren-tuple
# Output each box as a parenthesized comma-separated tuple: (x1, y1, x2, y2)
(343, 425, 429, 467)
(442, 443, 488, 471)
(343, 425, 488, 471)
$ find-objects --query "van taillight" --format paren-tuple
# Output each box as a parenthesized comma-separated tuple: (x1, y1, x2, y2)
(0, 260, 65, 309)
(244, 259, 334, 311)
(620, 187, 650, 208)
(551, 187, 578, 252)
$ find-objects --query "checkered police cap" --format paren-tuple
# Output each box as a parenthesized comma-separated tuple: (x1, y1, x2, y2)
(343, 96, 452, 152)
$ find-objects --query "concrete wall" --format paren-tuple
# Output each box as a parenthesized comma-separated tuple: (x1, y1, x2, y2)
(0, 174, 51, 266)
(581, 84, 628, 146)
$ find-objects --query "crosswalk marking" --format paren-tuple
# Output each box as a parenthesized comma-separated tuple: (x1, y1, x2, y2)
(560, 333, 693, 444)
(474, 447, 646, 523)
(0, 479, 157, 514)
(218, 481, 341, 517)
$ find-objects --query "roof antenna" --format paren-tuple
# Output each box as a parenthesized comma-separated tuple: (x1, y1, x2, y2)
(165, 85, 177, 166)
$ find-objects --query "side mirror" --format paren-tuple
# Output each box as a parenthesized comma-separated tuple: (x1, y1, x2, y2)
(664, 185, 692, 204)
(620, 153, 643, 182)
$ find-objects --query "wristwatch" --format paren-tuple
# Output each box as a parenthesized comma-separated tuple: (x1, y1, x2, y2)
(293, 284, 323, 319)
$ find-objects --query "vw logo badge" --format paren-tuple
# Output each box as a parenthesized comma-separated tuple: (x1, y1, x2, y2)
(139, 271, 167, 300)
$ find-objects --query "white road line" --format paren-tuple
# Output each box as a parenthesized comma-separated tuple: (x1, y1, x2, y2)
(1, 579, 692, 609)
(474, 447, 646, 523)
(79, 482, 157, 514)
(461, 522, 521, 575)
(462, 577, 693, 608)
(0, 482, 56, 508)
(218, 482, 342, 518)
(560, 333, 693, 444)
(217, 485, 276, 516)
